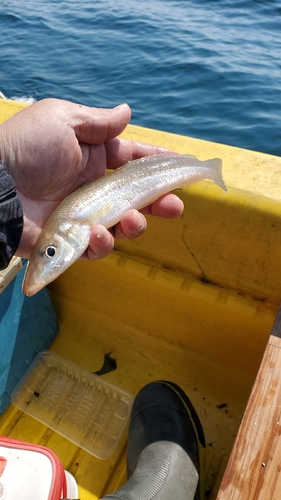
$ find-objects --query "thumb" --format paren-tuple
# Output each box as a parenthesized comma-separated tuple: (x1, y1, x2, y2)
(72, 103, 132, 144)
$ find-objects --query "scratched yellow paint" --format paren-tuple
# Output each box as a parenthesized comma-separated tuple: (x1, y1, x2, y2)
(0, 98, 280, 498)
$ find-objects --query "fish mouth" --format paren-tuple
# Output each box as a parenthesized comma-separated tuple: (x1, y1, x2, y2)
(22, 262, 45, 296)
(22, 280, 44, 296)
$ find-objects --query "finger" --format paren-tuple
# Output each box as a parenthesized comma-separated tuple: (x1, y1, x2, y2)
(141, 193, 184, 218)
(86, 225, 114, 260)
(72, 103, 132, 145)
(114, 209, 147, 239)
(105, 138, 176, 170)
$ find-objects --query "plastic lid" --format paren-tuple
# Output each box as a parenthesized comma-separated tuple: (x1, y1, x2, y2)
(11, 351, 133, 459)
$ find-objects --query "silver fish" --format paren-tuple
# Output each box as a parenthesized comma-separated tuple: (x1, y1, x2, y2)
(23, 154, 226, 295)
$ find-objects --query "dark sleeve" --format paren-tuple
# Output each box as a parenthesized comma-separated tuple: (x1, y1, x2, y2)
(0, 161, 23, 270)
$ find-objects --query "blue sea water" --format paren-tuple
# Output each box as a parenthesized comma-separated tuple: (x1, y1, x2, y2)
(1, 0, 281, 155)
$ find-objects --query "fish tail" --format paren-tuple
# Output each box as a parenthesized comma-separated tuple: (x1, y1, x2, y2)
(205, 158, 227, 191)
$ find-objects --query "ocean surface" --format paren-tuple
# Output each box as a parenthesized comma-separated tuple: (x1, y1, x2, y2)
(1, 0, 281, 156)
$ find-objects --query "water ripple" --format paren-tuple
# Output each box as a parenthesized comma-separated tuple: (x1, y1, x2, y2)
(0, 0, 280, 155)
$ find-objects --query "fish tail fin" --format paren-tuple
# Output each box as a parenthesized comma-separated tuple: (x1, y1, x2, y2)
(206, 158, 227, 191)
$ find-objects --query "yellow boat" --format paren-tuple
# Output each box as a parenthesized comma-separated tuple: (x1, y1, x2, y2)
(1, 98, 281, 499)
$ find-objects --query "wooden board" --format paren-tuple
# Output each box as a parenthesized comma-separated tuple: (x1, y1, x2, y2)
(217, 306, 281, 499)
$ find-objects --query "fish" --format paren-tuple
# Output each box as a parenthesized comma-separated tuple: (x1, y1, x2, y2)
(22, 153, 226, 296)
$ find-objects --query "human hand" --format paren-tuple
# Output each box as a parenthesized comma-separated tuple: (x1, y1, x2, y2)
(0, 98, 183, 259)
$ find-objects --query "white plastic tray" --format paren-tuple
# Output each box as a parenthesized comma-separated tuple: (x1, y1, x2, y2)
(12, 351, 133, 459)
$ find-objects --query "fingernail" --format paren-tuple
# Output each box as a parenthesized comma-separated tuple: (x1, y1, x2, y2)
(97, 226, 111, 244)
(127, 213, 146, 238)
(135, 215, 146, 233)
(87, 249, 97, 260)
(114, 103, 129, 110)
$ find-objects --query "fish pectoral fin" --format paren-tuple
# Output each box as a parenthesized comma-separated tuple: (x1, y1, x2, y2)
(87, 203, 114, 227)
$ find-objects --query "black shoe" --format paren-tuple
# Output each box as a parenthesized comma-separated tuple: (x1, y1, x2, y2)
(102, 380, 205, 500)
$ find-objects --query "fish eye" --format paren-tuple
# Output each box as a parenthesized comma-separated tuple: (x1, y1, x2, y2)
(45, 246, 56, 258)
